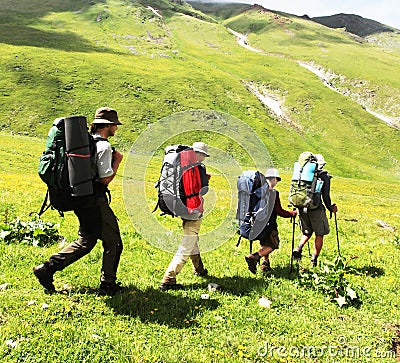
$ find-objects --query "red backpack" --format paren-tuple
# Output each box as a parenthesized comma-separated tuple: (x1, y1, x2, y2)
(154, 145, 203, 217)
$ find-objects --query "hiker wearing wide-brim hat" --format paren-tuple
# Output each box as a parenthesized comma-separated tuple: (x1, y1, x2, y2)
(33, 106, 125, 296)
(245, 168, 296, 274)
(192, 141, 210, 157)
(159, 142, 211, 291)
(92, 107, 123, 125)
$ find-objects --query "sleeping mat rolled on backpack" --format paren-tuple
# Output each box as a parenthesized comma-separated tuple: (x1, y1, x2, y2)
(65, 116, 94, 196)
(38, 116, 98, 215)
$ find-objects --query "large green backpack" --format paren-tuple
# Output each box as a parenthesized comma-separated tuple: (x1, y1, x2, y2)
(37, 117, 100, 216)
(288, 152, 323, 212)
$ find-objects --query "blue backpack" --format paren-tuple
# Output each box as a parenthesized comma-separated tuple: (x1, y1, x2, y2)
(236, 170, 276, 251)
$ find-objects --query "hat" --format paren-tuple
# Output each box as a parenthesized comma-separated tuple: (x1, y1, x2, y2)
(315, 154, 326, 169)
(92, 107, 122, 125)
(192, 142, 210, 157)
(265, 168, 281, 181)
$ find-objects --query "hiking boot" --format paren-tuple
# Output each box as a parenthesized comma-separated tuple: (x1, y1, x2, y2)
(245, 255, 258, 274)
(159, 282, 184, 291)
(310, 255, 318, 267)
(194, 268, 208, 277)
(98, 282, 124, 296)
(33, 264, 55, 292)
(292, 246, 303, 260)
(260, 259, 272, 272)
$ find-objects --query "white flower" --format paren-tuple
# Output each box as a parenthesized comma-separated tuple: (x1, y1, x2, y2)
(6, 339, 17, 348)
(258, 297, 272, 309)
(41, 303, 50, 310)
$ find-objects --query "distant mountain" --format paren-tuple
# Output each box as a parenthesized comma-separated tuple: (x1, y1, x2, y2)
(310, 13, 397, 37)
(188, 2, 398, 37)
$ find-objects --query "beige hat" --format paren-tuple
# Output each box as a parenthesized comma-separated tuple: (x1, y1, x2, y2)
(265, 168, 281, 181)
(92, 107, 122, 125)
(192, 142, 210, 157)
(315, 154, 326, 169)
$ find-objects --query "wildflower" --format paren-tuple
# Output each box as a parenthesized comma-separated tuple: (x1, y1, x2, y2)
(6, 339, 17, 348)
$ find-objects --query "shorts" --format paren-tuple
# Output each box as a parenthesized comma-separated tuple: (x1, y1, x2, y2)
(259, 229, 280, 250)
(299, 206, 330, 236)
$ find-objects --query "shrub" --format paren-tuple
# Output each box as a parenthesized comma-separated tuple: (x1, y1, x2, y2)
(298, 256, 362, 308)
(0, 217, 62, 247)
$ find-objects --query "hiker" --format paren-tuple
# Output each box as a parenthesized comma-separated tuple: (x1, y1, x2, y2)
(159, 142, 210, 291)
(245, 168, 296, 273)
(33, 107, 124, 295)
(292, 154, 338, 266)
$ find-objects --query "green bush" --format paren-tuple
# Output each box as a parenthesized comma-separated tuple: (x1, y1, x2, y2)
(298, 256, 363, 308)
(0, 217, 63, 247)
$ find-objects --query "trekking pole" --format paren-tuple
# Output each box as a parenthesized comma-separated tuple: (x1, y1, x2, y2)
(334, 212, 341, 257)
(290, 213, 296, 273)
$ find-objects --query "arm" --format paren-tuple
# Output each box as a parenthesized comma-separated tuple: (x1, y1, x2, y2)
(274, 191, 295, 218)
(320, 172, 336, 212)
(99, 150, 123, 186)
(198, 164, 209, 195)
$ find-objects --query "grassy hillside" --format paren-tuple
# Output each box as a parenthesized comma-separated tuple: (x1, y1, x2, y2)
(0, 0, 399, 180)
(0, 3, 400, 360)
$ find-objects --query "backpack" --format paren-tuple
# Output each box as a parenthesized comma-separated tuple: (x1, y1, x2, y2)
(37, 116, 101, 216)
(154, 144, 204, 217)
(288, 151, 323, 212)
(236, 170, 276, 249)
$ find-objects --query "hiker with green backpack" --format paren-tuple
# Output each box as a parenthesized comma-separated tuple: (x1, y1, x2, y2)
(290, 153, 338, 267)
(33, 107, 125, 296)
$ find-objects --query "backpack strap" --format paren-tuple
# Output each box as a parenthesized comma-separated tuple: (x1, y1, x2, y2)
(37, 190, 51, 217)
(36, 189, 64, 218)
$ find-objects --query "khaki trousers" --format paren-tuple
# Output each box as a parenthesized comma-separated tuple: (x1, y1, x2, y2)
(162, 218, 202, 284)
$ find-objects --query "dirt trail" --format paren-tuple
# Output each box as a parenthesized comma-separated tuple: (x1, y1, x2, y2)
(228, 28, 261, 53)
(229, 29, 399, 129)
(298, 61, 399, 129)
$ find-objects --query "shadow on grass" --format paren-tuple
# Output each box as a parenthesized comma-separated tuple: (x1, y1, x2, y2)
(0, 25, 118, 54)
(186, 274, 266, 295)
(347, 265, 385, 278)
(0, 1, 121, 54)
(88, 275, 264, 327)
(104, 286, 220, 328)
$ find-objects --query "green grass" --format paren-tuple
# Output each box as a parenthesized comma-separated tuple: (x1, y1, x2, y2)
(0, 1, 400, 361)
(1, 132, 400, 362)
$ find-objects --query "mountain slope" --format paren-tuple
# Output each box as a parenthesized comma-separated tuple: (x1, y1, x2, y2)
(0, 0, 399, 181)
(311, 13, 397, 37)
